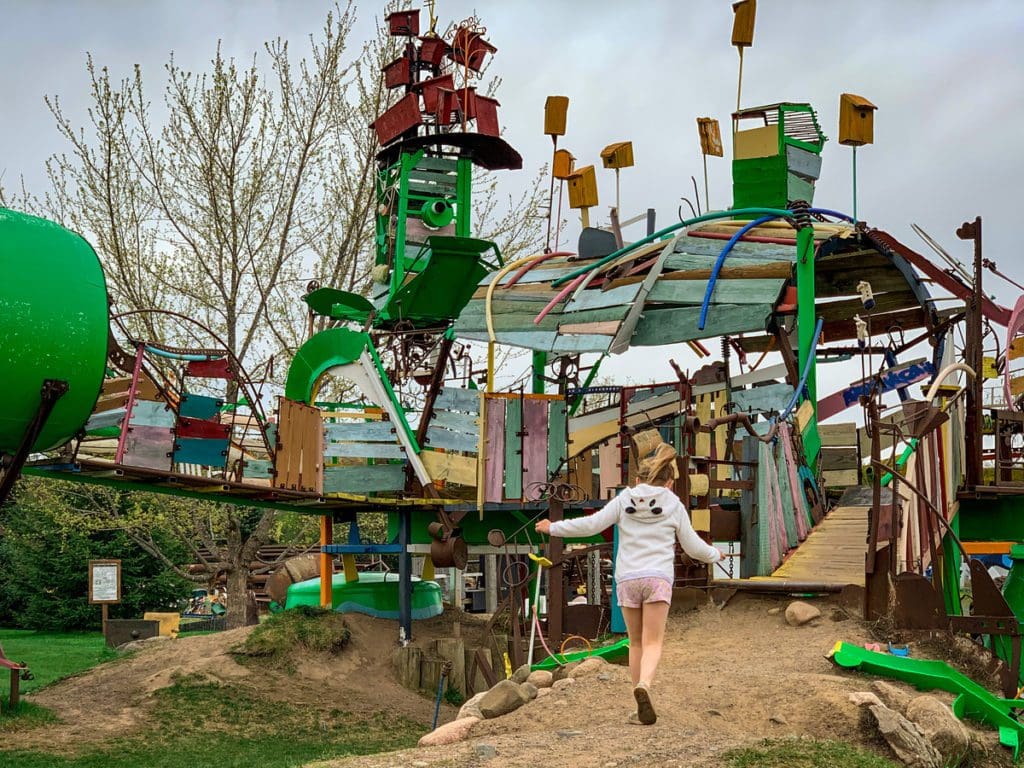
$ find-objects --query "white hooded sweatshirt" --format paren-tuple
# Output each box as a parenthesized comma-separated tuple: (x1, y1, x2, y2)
(548, 483, 721, 585)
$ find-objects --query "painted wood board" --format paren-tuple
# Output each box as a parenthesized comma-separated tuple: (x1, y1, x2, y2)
(598, 439, 620, 499)
(521, 398, 549, 494)
(607, 262, 792, 290)
(86, 408, 126, 431)
(425, 426, 479, 454)
(129, 400, 176, 428)
(550, 334, 614, 354)
(817, 359, 935, 421)
(483, 397, 506, 502)
(562, 283, 643, 313)
(430, 408, 480, 435)
(559, 321, 619, 335)
(548, 400, 567, 477)
(179, 394, 222, 421)
(819, 423, 858, 447)
(479, 264, 586, 286)
(324, 421, 397, 442)
(647, 278, 786, 306)
(420, 450, 478, 487)
(503, 398, 523, 500)
(174, 437, 229, 467)
(675, 236, 799, 261)
(821, 469, 860, 487)
(820, 446, 859, 471)
(324, 442, 406, 460)
(322, 464, 407, 493)
(434, 387, 481, 414)
(243, 458, 274, 478)
(731, 382, 793, 414)
(630, 304, 771, 345)
(122, 425, 174, 471)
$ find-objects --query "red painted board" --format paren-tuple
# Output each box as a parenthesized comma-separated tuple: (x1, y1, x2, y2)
(176, 417, 231, 440)
(185, 358, 234, 380)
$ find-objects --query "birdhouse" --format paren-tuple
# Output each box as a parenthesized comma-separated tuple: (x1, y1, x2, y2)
(449, 26, 497, 72)
(475, 95, 500, 137)
(839, 93, 877, 147)
(731, 0, 756, 48)
(418, 36, 447, 67)
(371, 93, 423, 145)
(383, 56, 411, 89)
(697, 117, 723, 157)
(386, 10, 420, 37)
(567, 165, 598, 209)
(600, 142, 634, 170)
(544, 96, 569, 137)
(552, 149, 575, 180)
(416, 73, 454, 113)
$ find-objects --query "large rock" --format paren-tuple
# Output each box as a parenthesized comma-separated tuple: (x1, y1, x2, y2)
(510, 664, 532, 684)
(571, 657, 608, 677)
(478, 679, 530, 719)
(784, 601, 821, 627)
(527, 669, 554, 688)
(520, 681, 538, 700)
(869, 703, 943, 768)
(872, 680, 913, 714)
(417, 716, 480, 747)
(906, 695, 972, 767)
(458, 691, 486, 720)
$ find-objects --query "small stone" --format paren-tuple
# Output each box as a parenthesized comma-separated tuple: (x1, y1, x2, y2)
(784, 600, 821, 626)
(417, 716, 480, 747)
(571, 656, 608, 677)
(557, 729, 584, 738)
(849, 691, 883, 707)
(526, 669, 554, 688)
(769, 713, 788, 725)
(871, 680, 913, 714)
(511, 663, 532, 684)
(552, 678, 575, 690)
(552, 662, 577, 681)
(478, 679, 530, 718)
(475, 743, 497, 760)
(706, 708, 723, 717)
(597, 672, 613, 682)
(458, 691, 486, 720)
(520, 681, 538, 700)
(767, 607, 782, 616)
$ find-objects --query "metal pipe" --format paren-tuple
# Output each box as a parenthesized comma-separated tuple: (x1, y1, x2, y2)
(705, 412, 774, 442)
(711, 578, 844, 593)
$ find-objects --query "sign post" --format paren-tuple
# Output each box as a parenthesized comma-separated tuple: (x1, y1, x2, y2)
(88, 559, 122, 637)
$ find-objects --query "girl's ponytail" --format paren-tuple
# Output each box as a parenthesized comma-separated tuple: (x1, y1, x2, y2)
(637, 441, 678, 485)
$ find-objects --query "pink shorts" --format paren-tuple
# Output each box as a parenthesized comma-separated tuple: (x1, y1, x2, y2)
(616, 577, 673, 608)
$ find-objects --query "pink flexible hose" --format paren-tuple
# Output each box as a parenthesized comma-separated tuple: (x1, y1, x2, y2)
(534, 273, 587, 324)
(505, 251, 573, 289)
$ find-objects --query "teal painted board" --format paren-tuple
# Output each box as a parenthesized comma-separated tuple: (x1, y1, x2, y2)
(732, 382, 794, 414)
(455, 305, 625, 334)
(630, 304, 770, 345)
(484, 397, 506, 503)
(673, 237, 798, 262)
(324, 442, 406, 460)
(180, 394, 222, 420)
(548, 400, 567, 476)
(174, 437, 228, 467)
(550, 334, 613, 354)
(434, 387, 480, 414)
(562, 284, 640, 313)
(243, 458, 274, 478)
(425, 426, 479, 454)
(325, 421, 397, 442)
(647, 278, 785, 306)
(787, 173, 815, 203)
(454, 330, 611, 354)
(504, 397, 523, 500)
(413, 156, 457, 172)
(430, 408, 479, 434)
(86, 407, 126, 431)
(129, 400, 175, 428)
(323, 464, 407, 494)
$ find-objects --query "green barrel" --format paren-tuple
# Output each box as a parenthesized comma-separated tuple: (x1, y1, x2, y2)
(0, 208, 108, 452)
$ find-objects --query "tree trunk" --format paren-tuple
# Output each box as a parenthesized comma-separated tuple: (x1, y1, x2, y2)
(225, 564, 251, 629)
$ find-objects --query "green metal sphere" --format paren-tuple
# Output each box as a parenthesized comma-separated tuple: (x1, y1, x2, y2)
(0, 209, 108, 452)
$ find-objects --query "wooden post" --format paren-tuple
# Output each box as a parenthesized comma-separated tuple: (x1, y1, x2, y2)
(398, 508, 412, 642)
(101, 603, 109, 640)
(484, 555, 498, 614)
(320, 515, 333, 609)
(9, 668, 19, 710)
(960, 217, 984, 488)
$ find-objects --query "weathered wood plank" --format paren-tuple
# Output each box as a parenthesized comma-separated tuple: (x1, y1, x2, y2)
(606, 261, 793, 290)
(434, 388, 481, 414)
(504, 398, 523, 500)
(559, 321, 619, 335)
(674, 236, 799, 262)
(323, 464, 407, 493)
(425, 426, 479, 454)
(630, 304, 770, 345)
(129, 400, 176, 428)
(819, 423, 858, 447)
(430, 408, 480, 435)
(821, 469, 860, 488)
(647, 278, 786, 306)
(522, 398, 549, 493)
(421, 450, 478, 487)
(821, 446, 859, 471)
(484, 397, 506, 502)
(731, 382, 793, 414)
(324, 442, 406, 460)
(548, 400, 568, 476)
(324, 421, 397, 442)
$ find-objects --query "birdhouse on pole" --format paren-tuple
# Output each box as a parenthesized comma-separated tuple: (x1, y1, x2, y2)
(544, 96, 569, 138)
(731, 0, 756, 47)
(553, 149, 575, 180)
(839, 93, 877, 147)
(567, 165, 599, 228)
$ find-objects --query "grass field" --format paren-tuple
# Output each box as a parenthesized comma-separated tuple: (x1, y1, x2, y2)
(0, 628, 117, 699)
(725, 738, 900, 768)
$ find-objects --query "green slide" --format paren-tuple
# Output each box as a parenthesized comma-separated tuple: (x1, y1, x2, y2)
(531, 636, 630, 672)
(829, 641, 1024, 760)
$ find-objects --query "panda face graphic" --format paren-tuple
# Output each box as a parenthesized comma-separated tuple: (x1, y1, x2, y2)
(623, 496, 665, 523)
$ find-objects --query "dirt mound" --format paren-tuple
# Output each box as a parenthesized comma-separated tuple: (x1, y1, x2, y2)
(308, 593, 1008, 768)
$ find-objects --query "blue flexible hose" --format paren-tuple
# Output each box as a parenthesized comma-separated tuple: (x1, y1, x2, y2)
(779, 317, 824, 421)
(696, 215, 779, 330)
(432, 670, 447, 730)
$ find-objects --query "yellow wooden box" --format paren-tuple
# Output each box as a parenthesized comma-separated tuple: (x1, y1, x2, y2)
(731, 0, 756, 47)
(567, 165, 598, 209)
(544, 95, 569, 137)
(839, 93, 877, 147)
(553, 149, 575, 180)
(734, 124, 779, 160)
(144, 611, 181, 637)
(600, 141, 634, 170)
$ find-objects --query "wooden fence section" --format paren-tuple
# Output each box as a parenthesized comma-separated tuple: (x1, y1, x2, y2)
(819, 422, 859, 489)
(321, 407, 409, 496)
(274, 398, 324, 494)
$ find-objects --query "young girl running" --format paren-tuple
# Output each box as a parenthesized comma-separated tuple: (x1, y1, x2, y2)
(535, 442, 722, 725)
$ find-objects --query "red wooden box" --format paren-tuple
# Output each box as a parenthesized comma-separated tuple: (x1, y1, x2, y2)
(383, 56, 411, 89)
(417, 73, 454, 113)
(371, 93, 423, 145)
(474, 95, 500, 136)
(386, 10, 419, 37)
(449, 26, 497, 72)
(418, 36, 447, 67)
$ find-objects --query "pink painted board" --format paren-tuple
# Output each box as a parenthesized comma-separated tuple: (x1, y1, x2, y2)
(484, 397, 506, 503)
(521, 398, 549, 496)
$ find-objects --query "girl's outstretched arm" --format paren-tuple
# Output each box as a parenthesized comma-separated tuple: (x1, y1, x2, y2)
(674, 502, 723, 564)
(537, 496, 622, 539)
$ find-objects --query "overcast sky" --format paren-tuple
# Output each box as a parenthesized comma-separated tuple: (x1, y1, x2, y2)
(2, 1, 1022, 410)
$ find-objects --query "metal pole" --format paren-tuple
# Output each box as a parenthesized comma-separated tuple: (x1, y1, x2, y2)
(852, 145, 858, 224)
(320, 515, 333, 609)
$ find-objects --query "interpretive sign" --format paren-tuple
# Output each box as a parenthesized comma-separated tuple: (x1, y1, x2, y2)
(88, 559, 122, 604)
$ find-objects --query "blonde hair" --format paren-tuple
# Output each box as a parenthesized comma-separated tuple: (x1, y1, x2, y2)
(637, 442, 679, 485)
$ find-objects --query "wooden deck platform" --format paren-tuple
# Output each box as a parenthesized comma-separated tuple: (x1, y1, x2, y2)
(752, 504, 869, 588)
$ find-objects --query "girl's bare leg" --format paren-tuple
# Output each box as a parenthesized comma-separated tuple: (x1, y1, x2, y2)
(621, 605, 644, 686)
(638, 601, 670, 684)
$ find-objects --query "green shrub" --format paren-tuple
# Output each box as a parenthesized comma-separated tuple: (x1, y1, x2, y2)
(234, 606, 350, 662)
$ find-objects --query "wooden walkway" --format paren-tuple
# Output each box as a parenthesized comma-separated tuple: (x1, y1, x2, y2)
(752, 504, 869, 587)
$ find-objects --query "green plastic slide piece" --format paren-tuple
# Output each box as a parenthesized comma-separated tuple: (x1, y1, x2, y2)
(530, 636, 630, 672)
(830, 641, 1024, 760)
(303, 287, 375, 322)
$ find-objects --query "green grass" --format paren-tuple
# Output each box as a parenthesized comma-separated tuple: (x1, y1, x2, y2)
(0, 676, 424, 768)
(0, 629, 117, 697)
(233, 606, 350, 665)
(725, 738, 899, 768)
